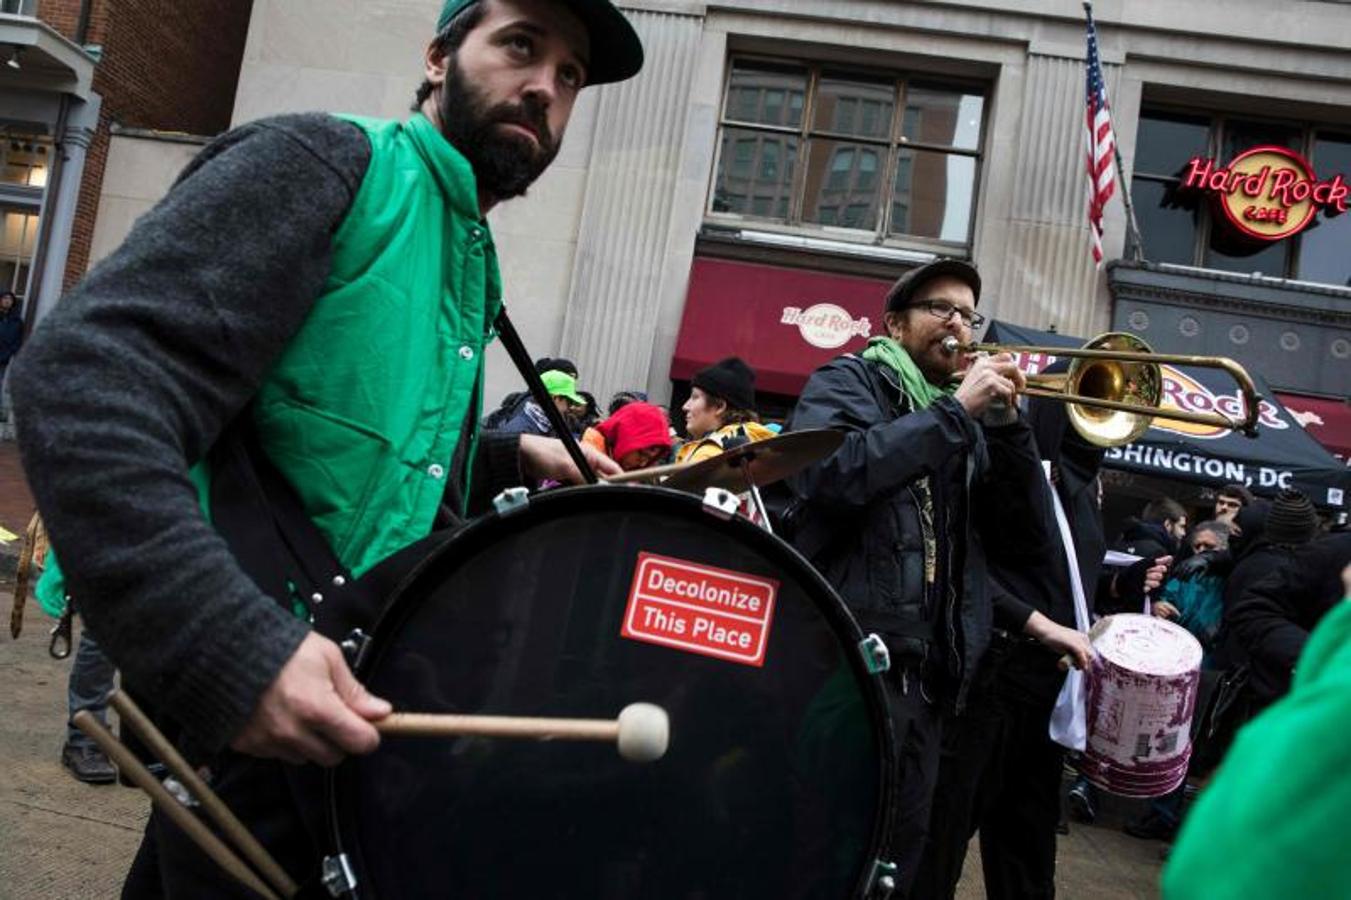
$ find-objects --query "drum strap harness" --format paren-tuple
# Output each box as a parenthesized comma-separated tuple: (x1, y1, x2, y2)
(209, 413, 448, 655)
(209, 307, 593, 653)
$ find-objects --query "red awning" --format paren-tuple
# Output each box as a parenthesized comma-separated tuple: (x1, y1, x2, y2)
(671, 257, 893, 396)
(1274, 391, 1351, 464)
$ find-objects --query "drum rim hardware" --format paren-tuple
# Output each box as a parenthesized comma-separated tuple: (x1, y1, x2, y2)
(865, 859, 899, 898)
(702, 486, 740, 520)
(322, 853, 358, 898)
(340, 628, 372, 669)
(859, 634, 892, 674)
(492, 486, 531, 517)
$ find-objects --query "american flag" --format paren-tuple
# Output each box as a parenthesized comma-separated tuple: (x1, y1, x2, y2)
(1083, 4, 1117, 266)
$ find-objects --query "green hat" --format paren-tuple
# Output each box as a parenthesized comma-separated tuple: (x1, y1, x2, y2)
(541, 369, 586, 406)
(437, 0, 644, 86)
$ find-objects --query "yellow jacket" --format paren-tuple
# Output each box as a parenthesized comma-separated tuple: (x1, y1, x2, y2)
(675, 421, 776, 464)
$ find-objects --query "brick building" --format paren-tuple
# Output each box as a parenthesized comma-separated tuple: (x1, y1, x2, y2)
(0, 0, 252, 327)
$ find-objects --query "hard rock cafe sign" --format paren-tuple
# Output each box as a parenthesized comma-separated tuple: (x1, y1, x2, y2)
(1181, 145, 1349, 242)
(780, 303, 873, 350)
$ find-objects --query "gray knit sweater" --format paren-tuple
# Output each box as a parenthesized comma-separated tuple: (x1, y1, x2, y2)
(11, 114, 521, 753)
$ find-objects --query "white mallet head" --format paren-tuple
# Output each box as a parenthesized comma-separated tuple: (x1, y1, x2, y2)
(616, 702, 669, 763)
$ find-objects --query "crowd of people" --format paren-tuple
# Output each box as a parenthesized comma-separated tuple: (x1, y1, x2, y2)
(460, 263, 1351, 899)
(478, 353, 778, 473)
(6, 0, 1350, 897)
(1067, 485, 1331, 845)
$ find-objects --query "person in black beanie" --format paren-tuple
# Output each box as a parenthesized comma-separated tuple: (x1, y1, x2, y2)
(1222, 489, 1322, 709)
(676, 356, 773, 463)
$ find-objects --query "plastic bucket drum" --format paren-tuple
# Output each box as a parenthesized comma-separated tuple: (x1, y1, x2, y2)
(1076, 613, 1202, 798)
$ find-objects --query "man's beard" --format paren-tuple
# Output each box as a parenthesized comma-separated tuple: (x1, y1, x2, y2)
(437, 58, 560, 201)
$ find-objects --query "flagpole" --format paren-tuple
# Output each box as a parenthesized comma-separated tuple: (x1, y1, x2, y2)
(1084, 1, 1145, 262)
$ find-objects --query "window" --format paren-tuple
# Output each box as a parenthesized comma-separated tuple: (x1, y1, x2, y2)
(1132, 109, 1351, 287)
(0, 208, 39, 302)
(710, 58, 985, 247)
(0, 137, 51, 305)
(1, 138, 51, 189)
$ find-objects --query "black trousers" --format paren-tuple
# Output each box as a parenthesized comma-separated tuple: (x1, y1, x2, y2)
(880, 675, 945, 900)
(121, 753, 327, 899)
(911, 649, 1065, 900)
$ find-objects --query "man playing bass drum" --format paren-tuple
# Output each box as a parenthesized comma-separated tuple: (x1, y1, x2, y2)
(11, 0, 637, 894)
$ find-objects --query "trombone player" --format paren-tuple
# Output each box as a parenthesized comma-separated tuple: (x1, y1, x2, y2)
(785, 259, 1084, 898)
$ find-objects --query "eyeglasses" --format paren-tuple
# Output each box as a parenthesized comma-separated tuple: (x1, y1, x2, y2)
(910, 300, 985, 329)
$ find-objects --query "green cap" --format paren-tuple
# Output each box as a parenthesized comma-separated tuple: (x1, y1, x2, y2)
(541, 369, 586, 406)
(437, 0, 644, 86)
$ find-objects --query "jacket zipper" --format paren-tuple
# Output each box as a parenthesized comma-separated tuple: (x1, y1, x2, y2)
(907, 479, 938, 701)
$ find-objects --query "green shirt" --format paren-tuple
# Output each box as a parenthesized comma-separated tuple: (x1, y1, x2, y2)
(1164, 596, 1351, 899)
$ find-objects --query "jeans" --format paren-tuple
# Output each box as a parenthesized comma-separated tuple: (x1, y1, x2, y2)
(66, 628, 116, 747)
(1149, 782, 1186, 828)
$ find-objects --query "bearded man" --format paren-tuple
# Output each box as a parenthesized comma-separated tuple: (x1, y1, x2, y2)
(10, 1, 640, 894)
(785, 259, 1060, 898)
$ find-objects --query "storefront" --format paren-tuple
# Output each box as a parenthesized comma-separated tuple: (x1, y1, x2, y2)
(644, 3, 1350, 500)
(130, 1, 1351, 449)
(0, 7, 98, 326)
(1108, 113, 1350, 402)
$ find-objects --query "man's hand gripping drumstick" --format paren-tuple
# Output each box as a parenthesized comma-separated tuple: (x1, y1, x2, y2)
(232, 632, 391, 766)
(234, 633, 670, 766)
(233, 434, 620, 768)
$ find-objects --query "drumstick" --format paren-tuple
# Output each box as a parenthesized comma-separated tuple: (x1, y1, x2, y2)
(602, 461, 696, 484)
(71, 712, 283, 900)
(377, 702, 670, 763)
(109, 692, 299, 898)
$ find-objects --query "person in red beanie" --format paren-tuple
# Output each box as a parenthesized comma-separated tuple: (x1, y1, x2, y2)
(582, 401, 672, 471)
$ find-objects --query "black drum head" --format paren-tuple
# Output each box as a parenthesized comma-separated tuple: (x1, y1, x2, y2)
(330, 486, 893, 899)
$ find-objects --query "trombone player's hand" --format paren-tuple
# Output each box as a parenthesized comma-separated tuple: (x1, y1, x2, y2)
(954, 351, 1026, 419)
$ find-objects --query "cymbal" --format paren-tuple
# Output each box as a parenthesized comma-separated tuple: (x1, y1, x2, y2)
(660, 429, 844, 494)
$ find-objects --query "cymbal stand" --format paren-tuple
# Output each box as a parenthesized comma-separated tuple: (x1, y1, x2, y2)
(737, 454, 774, 535)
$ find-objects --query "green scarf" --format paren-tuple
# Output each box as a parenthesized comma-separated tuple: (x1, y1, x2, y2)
(860, 337, 954, 410)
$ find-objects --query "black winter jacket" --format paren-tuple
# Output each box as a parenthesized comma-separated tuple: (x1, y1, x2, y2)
(785, 354, 1049, 711)
(1101, 518, 1180, 615)
(986, 397, 1107, 706)
(1230, 532, 1351, 707)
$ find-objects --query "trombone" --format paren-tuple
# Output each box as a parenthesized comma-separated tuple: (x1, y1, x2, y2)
(941, 332, 1262, 448)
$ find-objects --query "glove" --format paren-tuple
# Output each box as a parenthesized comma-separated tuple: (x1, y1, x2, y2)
(1173, 549, 1232, 581)
(980, 398, 1018, 427)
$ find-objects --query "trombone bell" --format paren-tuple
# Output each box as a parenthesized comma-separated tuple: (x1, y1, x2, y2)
(1050, 333, 1160, 448)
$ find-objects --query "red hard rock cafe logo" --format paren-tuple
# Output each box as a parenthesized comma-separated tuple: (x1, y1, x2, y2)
(1015, 353, 1286, 441)
(781, 303, 872, 350)
(1182, 145, 1349, 242)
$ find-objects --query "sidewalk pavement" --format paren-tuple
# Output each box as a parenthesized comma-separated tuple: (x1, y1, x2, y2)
(0, 437, 35, 569)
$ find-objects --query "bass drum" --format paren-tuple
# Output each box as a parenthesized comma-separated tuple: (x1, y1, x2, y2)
(326, 485, 896, 899)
